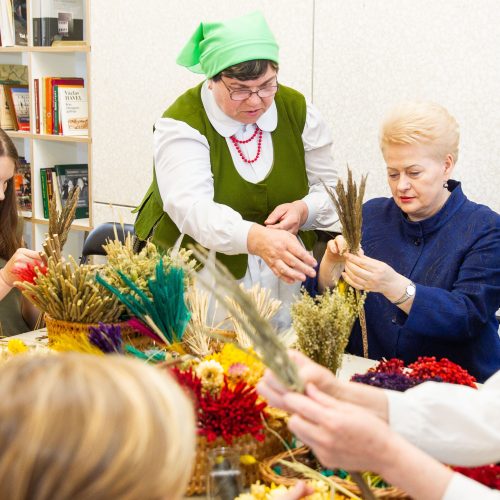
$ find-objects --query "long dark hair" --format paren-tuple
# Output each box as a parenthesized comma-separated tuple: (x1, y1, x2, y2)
(0, 129, 21, 260)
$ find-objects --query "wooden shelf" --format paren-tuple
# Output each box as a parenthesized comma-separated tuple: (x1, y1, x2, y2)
(0, 45, 90, 53)
(6, 131, 90, 143)
(31, 218, 92, 232)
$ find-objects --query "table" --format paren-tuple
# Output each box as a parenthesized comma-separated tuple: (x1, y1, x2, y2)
(0, 328, 378, 380)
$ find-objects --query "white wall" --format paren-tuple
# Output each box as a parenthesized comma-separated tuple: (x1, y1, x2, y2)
(90, 0, 500, 226)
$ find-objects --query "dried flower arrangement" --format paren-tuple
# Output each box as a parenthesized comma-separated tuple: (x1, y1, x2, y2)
(97, 258, 191, 346)
(351, 356, 477, 389)
(18, 256, 124, 323)
(190, 245, 303, 392)
(235, 480, 341, 500)
(99, 232, 196, 299)
(292, 286, 363, 376)
(292, 170, 369, 376)
(169, 344, 270, 444)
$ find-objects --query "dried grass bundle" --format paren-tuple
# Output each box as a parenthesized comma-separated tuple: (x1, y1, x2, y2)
(226, 284, 281, 348)
(323, 167, 369, 357)
(100, 233, 196, 299)
(18, 256, 123, 323)
(47, 186, 81, 252)
(190, 245, 303, 392)
(292, 285, 363, 375)
(179, 287, 212, 357)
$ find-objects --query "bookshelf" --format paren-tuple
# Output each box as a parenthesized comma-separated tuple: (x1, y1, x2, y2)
(0, 0, 91, 259)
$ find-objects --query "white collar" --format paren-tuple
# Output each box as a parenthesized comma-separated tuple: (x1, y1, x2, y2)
(201, 80, 277, 137)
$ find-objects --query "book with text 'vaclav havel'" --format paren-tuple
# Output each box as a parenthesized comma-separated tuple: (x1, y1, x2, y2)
(32, 0, 84, 46)
(57, 85, 87, 135)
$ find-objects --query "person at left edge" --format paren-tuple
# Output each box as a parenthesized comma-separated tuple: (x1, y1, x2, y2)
(134, 11, 338, 329)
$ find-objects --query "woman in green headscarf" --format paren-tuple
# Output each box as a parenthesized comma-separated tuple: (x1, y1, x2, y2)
(135, 11, 338, 329)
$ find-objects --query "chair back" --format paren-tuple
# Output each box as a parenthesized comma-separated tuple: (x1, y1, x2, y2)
(80, 222, 134, 264)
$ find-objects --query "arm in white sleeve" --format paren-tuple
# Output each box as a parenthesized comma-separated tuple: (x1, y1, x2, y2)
(386, 371, 500, 466)
(442, 473, 500, 500)
(301, 101, 338, 230)
(154, 117, 253, 254)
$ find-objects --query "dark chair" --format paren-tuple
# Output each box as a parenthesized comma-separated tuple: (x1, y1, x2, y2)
(80, 222, 135, 264)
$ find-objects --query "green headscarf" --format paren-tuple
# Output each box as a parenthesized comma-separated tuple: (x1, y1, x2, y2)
(176, 11, 279, 79)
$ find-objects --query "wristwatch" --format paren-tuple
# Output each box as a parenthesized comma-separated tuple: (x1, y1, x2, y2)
(392, 281, 416, 305)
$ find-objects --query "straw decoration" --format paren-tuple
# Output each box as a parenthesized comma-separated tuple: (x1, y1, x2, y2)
(96, 259, 191, 346)
(183, 287, 213, 357)
(226, 284, 282, 348)
(189, 245, 303, 393)
(323, 168, 369, 357)
(17, 256, 123, 323)
(48, 185, 81, 252)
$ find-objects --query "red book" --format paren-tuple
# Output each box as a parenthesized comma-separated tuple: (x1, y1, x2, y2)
(34, 78, 40, 133)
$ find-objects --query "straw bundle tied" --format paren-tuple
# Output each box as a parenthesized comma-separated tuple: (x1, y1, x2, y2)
(323, 168, 369, 358)
(19, 256, 123, 323)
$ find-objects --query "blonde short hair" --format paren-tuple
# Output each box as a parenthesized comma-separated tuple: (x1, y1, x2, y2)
(380, 101, 460, 163)
(0, 353, 196, 500)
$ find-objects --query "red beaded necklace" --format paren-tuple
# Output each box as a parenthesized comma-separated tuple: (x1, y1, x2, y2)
(229, 126, 263, 164)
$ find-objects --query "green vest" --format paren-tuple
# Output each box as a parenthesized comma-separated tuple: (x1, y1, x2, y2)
(134, 83, 316, 279)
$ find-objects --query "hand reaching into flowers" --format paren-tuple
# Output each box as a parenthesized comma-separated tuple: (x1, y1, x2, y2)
(0, 248, 41, 299)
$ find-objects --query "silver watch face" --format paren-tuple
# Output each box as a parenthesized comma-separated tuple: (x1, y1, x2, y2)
(407, 284, 416, 296)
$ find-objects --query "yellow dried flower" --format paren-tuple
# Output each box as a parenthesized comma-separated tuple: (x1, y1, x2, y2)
(195, 359, 224, 391)
(206, 343, 264, 386)
(7, 339, 28, 354)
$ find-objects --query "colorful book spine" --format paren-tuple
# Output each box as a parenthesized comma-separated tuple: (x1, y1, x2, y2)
(40, 168, 49, 218)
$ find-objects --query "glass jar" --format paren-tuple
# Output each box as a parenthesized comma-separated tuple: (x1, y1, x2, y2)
(206, 447, 243, 499)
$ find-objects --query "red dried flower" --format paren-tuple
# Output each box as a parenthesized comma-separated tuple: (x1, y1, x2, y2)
(12, 260, 47, 284)
(170, 367, 267, 444)
(199, 378, 267, 444)
(408, 357, 477, 388)
(370, 358, 405, 375)
(452, 464, 500, 490)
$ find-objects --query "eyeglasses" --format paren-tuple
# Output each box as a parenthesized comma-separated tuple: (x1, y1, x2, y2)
(220, 77, 279, 101)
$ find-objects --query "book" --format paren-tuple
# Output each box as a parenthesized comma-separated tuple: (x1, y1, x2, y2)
(32, 0, 84, 46)
(5, 84, 29, 131)
(14, 158, 31, 213)
(39, 167, 51, 218)
(34, 78, 40, 133)
(13, 0, 27, 46)
(58, 86, 87, 136)
(0, 83, 17, 130)
(0, 64, 28, 84)
(0, 0, 15, 47)
(54, 163, 88, 218)
(50, 76, 83, 134)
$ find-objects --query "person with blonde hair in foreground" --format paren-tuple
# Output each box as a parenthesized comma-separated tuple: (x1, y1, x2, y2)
(0, 353, 196, 500)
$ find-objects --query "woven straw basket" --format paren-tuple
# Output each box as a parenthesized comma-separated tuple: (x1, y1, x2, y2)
(259, 446, 410, 499)
(185, 421, 290, 496)
(44, 315, 137, 345)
